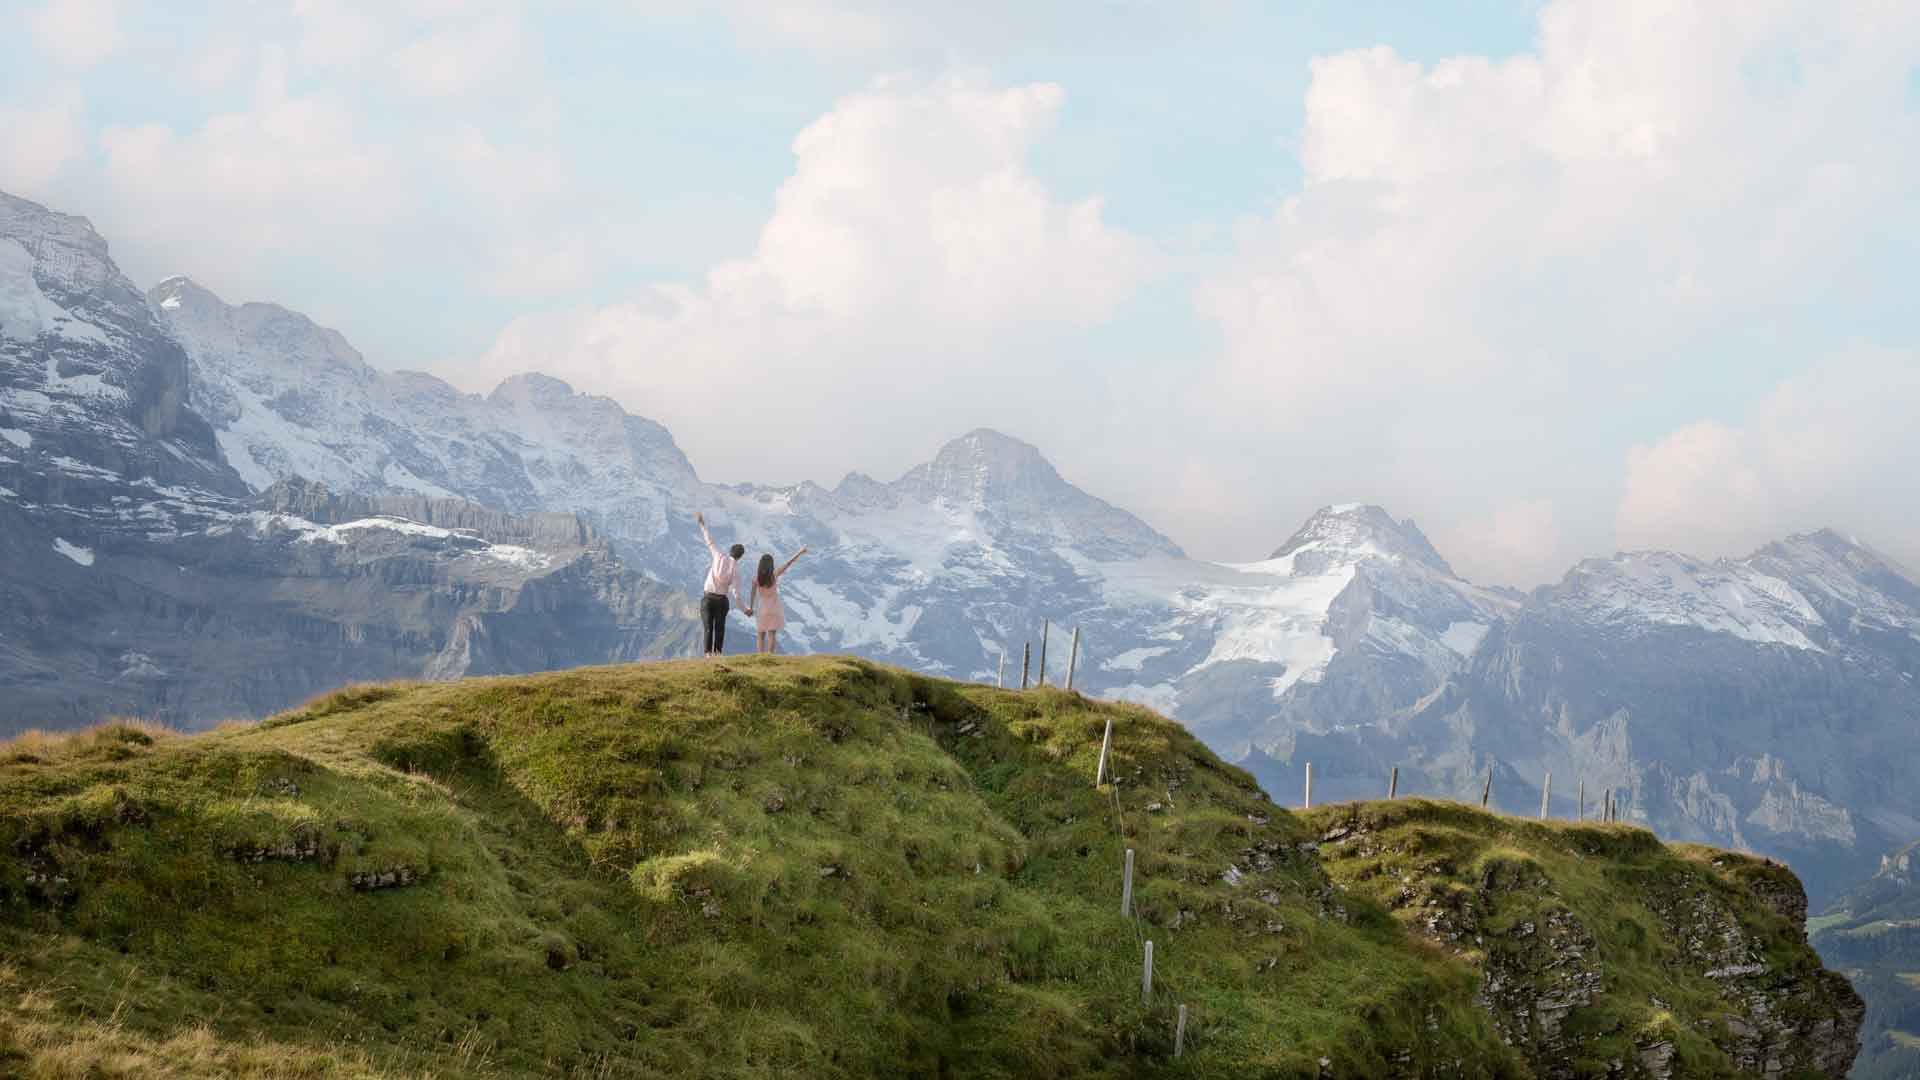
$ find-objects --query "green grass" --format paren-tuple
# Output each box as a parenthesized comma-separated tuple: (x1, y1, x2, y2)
(0, 657, 1526, 1078)
(0, 657, 1857, 1078)
(1805, 912, 1852, 936)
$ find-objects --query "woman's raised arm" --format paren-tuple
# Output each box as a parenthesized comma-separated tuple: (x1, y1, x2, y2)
(776, 546, 809, 578)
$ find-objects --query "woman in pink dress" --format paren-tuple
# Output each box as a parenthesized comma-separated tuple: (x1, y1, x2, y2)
(745, 546, 807, 654)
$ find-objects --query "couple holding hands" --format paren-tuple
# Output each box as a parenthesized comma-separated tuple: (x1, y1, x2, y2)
(696, 511, 807, 657)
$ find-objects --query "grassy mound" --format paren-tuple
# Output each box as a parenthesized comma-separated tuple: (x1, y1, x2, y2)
(1, 657, 1523, 1078)
(1302, 799, 1862, 1078)
(0, 657, 1860, 1077)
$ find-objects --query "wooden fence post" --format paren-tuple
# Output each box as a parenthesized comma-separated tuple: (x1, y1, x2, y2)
(1481, 767, 1493, 808)
(1540, 772, 1551, 820)
(1175, 1003, 1187, 1058)
(1304, 762, 1312, 810)
(1122, 848, 1134, 917)
(1388, 766, 1399, 800)
(1021, 643, 1030, 690)
(1037, 621, 1050, 686)
(996, 653, 1006, 689)
(1095, 717, 1113, 787)
(1066, 627, 1080, 691)
(1142, 940, 1154, 1004)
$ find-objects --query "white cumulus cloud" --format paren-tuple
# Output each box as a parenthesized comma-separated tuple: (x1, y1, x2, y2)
(0, 92, 86, 199)
(465, 76, 1150, 486)
(94, 51, 399, 292)
(1189, 0, 1920, 580)
(1618, 349, 1920, 567)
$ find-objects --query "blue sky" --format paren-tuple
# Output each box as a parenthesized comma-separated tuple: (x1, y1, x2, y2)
(4, 0, 1918, 583)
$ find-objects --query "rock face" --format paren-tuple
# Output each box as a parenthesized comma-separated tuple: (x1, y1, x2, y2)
(1309, 801, 1865, 1078)
(0, 194, 695, 733)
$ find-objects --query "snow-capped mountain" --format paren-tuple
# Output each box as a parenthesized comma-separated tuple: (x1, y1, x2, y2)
(1, 193, 694, 730)
(1, 193, 242, 505)
(151, 276, 703, 565)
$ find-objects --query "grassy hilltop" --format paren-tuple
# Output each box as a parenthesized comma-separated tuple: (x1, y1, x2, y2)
(0, 656, 1860, 1078)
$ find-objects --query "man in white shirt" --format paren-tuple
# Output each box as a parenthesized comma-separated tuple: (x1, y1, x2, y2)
(696, 511, 748, 656)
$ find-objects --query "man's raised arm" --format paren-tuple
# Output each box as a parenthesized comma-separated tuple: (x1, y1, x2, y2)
(696, 511, 717, 556)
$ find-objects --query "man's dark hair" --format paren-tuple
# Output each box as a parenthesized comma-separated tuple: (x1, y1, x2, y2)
(730, 543, 746, 560)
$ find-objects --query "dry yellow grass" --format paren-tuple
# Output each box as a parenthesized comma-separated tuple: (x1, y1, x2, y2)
(0, 719, 180, 765)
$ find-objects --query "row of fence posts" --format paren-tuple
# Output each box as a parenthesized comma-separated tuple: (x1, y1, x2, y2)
(1090, 689, 1188, 1058)
(996, 620, 1081, 692)
(1296, 761, 1629, 822)
(997, 626, 1643, 1061)
(998, 624, 1185, 1050)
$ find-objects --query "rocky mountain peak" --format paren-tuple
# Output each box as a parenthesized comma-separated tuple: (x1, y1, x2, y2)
(149, 275, 217, 311)
(487, 371, 579, 408)
(0, 191, 115, 296)
(2, 190, 236, 491)
(913, 428, 1066, 506)
(150, 276, 370, 383)
(895, 428, 1184, 560)
(1269, 503, 1455, 575)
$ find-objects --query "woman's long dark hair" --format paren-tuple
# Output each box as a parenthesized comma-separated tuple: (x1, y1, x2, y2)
(756, 553, 776, 588)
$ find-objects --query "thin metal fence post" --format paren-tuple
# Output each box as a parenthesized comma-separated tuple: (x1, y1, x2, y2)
(1095, 717, 1113, 787)
(1038, 621, 1050, 686)
(1388, 766, 1399, 800)
(1142, 940, 1153, 1004)
(1481, 767, 1493, 808)
(1020, 643, 1030, 690)
(996, 653, 1005, 689)
(1121, 848, 1134, 917)
(1174, 1004, 1187, 1058)
(1066, 627, 1080, 691)
(1540, 772, 1551, 820)
(1579, 780, 1585, 821)
(1303, 762, 1312, 810)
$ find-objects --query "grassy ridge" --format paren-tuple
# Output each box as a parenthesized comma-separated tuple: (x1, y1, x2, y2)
(1302, 799, 1862, 1078)
(0, 656, 1527, 1078)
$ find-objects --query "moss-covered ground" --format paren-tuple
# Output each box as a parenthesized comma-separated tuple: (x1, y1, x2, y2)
(2, 656, 1527, 1078)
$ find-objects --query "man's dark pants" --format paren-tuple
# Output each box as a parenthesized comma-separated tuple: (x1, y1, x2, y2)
(701, 592, 730, 655)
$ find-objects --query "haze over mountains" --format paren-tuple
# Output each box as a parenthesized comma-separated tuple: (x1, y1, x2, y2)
(5, 187, 1919, 925)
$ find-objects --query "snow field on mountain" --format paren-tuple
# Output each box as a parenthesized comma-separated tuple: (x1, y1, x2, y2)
(52, 537, 94, 566)
(233, 511, 554, 570)
(1563, 552, 1825, 650)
